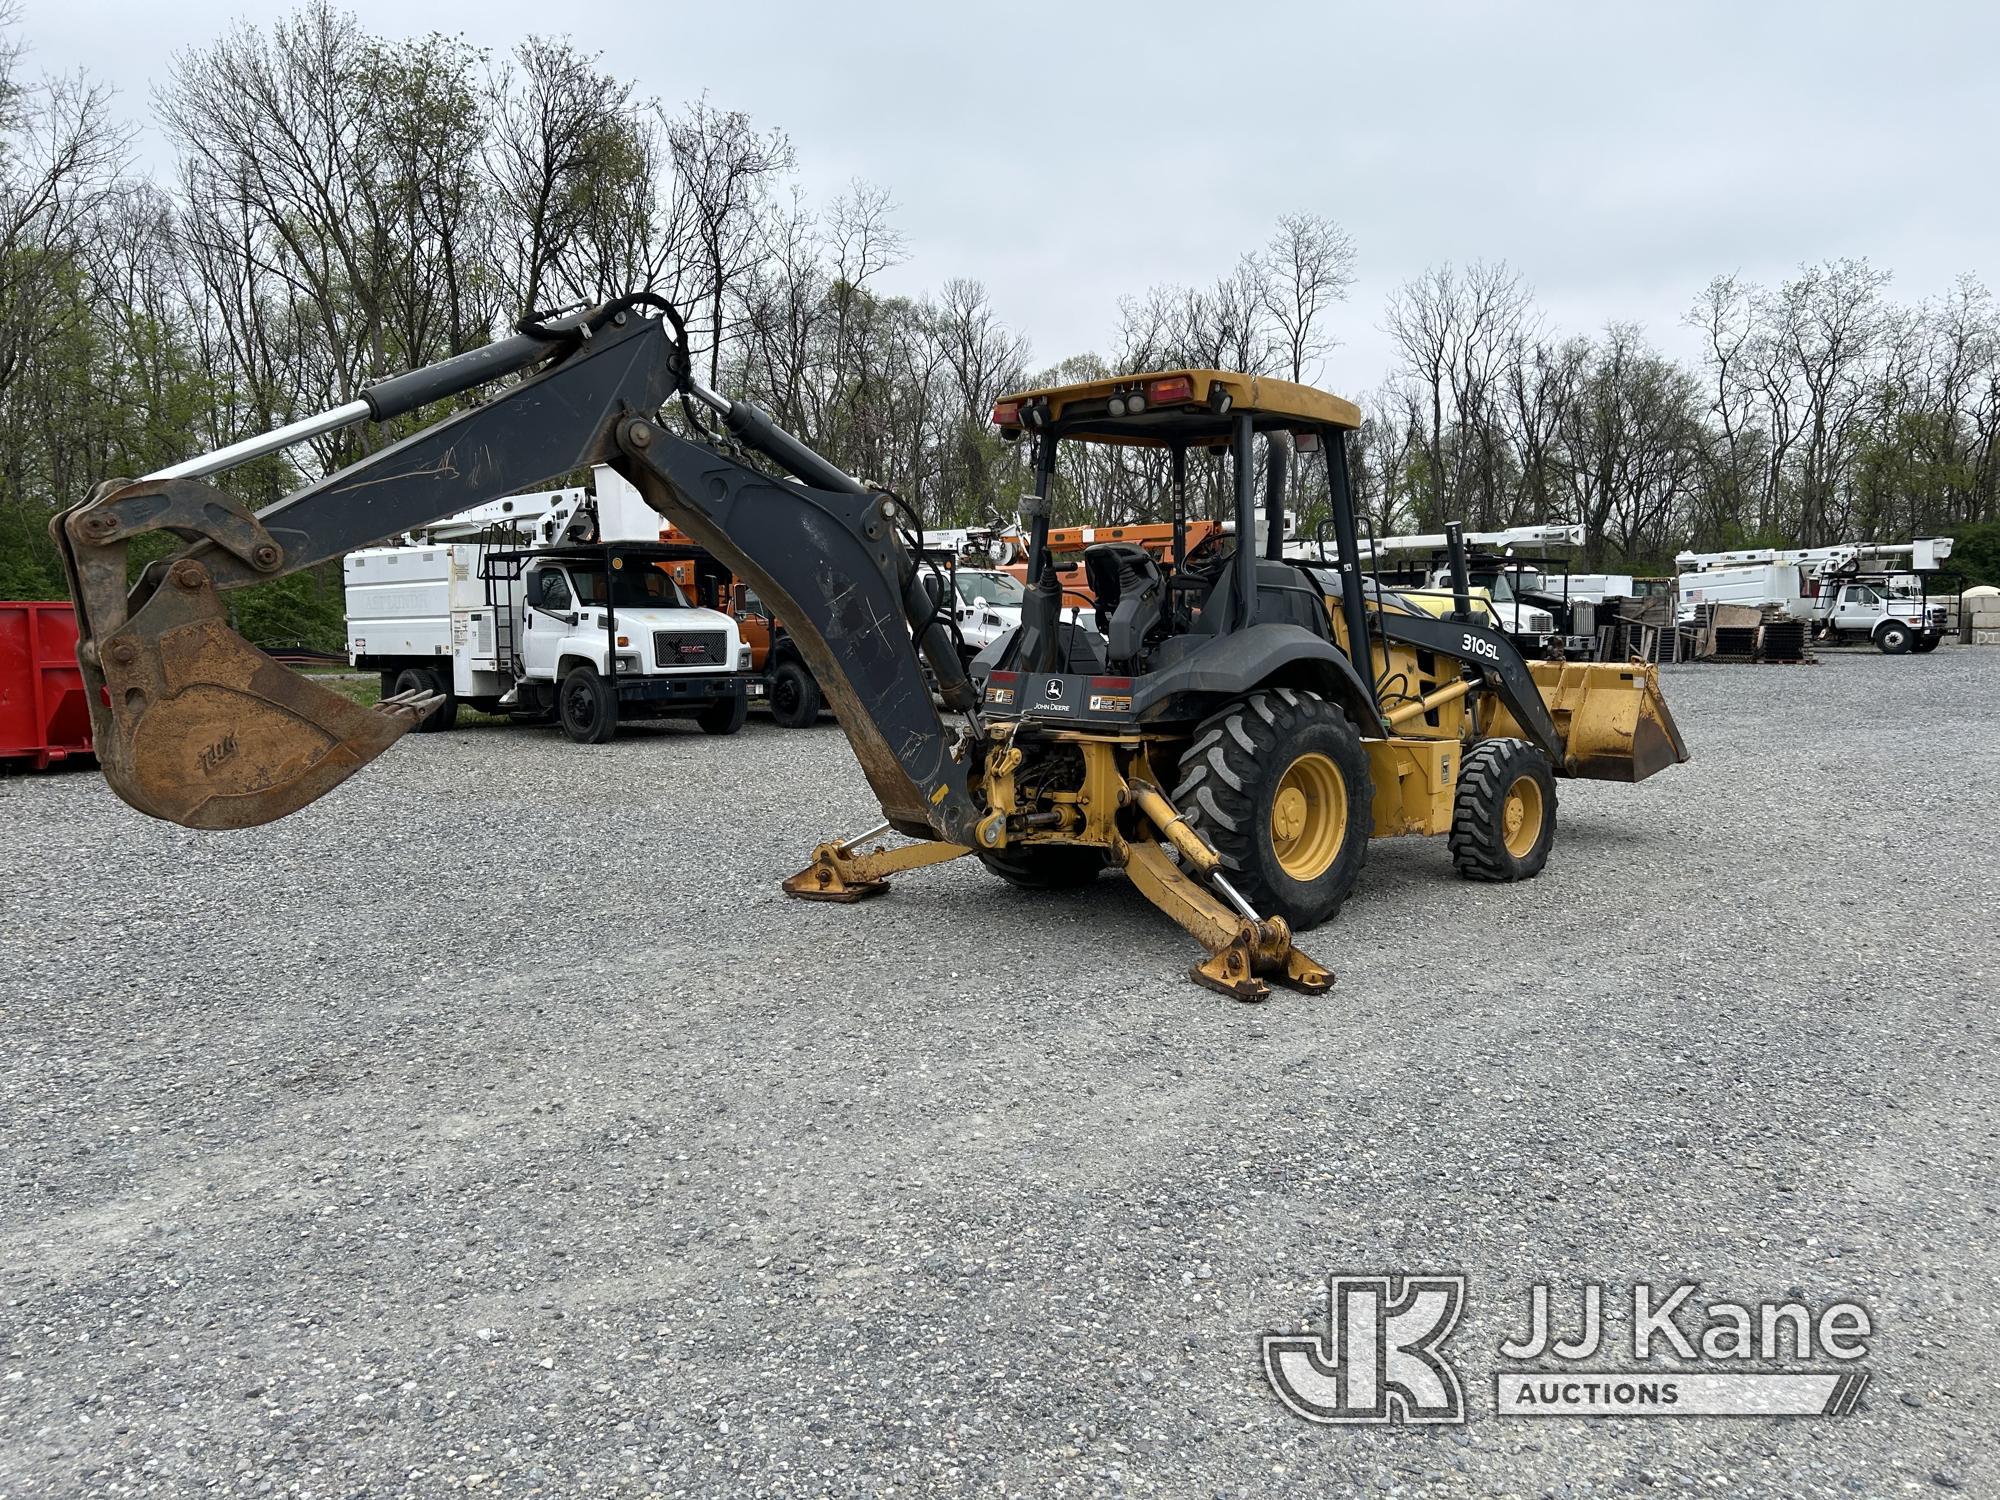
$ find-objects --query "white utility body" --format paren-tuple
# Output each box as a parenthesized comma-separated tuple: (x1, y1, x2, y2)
(344, 467, 755, 740)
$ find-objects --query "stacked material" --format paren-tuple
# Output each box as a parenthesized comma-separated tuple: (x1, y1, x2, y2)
(1702, 604, 1764, 662)
(1692, 602, 1815, 664)
(1712, 626, 1759, 661)
(1757, 617, 1811, 662)
(1597, 593, 1680, 663)
(1965, 586, 2000, 645)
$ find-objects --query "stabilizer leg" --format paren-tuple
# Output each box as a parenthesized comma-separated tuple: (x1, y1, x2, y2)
(783, 830, 972, 903)
(1118, 839, 1334, 1002)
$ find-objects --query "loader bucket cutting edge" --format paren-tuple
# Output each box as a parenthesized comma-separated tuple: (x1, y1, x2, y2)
(76, 573, 429, 829)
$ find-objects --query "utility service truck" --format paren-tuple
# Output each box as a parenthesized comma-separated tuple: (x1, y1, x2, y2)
(345, 467, 756, 741)
(1675, 538, 1954, 654)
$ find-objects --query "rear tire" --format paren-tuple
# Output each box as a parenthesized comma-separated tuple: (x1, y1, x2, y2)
(558, 664, 617, 744)
(978, 845, 1108, 889)
(768, 659, 822, 728)
(1875, 621, 1913, 655)
(1449, 738, 1556, 882)
(393, 666, 456, 733)
(1171, 688, 1373, 931)
(697, 694, 749, 736)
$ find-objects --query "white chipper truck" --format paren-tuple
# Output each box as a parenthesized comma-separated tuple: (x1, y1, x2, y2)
(344, 468, 756, 741)
(1675, 538, 1954, 654)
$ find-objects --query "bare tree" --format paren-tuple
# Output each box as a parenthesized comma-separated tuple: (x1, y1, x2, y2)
(1263, 212, 1356, 383)
(1383, 260, 1534, 526)
(0, 42, 125, 406)
(489, 38, 672, 317)
(667, 96, 793, 386)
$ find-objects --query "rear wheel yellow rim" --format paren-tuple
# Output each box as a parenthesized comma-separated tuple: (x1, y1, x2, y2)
(1502, 774, 1545, 859)
(1270, 752, 1347, 881)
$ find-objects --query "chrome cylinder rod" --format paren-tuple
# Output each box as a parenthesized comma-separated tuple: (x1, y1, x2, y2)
(685, 376, 732, 415)
(837, 820, 894, 854)
(143, 399, 374, 484)
(1210, 871, 1263, 924)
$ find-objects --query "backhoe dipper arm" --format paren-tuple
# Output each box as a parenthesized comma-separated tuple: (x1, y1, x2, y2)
(613, 415, 982, 844)
(53, 301, 982, 839)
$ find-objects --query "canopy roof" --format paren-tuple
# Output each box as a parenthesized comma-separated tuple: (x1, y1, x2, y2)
(994, 369, 1361, 448)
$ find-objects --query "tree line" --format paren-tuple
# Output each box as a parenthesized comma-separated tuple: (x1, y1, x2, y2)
(1, 1, 1996, 644)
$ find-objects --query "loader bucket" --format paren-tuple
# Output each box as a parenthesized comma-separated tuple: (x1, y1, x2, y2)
(1495, 660, 1690, 783)
(62, 555, 436, 829)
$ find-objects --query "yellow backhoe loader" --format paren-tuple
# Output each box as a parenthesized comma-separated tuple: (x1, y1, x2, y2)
(52, 298, 1686, 1000)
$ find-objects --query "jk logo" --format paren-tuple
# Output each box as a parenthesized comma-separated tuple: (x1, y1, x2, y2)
(1262, 1275, 1467, 1424)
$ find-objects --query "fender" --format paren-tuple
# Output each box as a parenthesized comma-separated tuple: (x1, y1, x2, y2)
(1133, 624, 1389, 736)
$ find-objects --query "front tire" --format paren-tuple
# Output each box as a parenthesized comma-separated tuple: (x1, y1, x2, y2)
(558, 664, 618, 744)
(1912, 634, 1941, 654)
(768, 659, 822, 729)
(1171, 688, 1373, 931)
(393, 666, 456, 733)
(1876, 621, 1913, 655)
(1449, 738, 1556, 882)
(697, 694, 748, 736)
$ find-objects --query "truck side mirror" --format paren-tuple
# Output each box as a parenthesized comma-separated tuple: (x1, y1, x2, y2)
(731, 582, 749, 615)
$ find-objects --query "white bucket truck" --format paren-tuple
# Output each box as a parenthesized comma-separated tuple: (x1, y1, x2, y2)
(1675, 538, 1954, 654)
(344, 468, 755, 741)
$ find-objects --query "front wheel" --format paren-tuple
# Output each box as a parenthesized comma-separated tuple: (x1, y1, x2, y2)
(1875, 622, 1913, 655)
(697, 694, 748, 736)
(1172, 688, 1373, 931)
(768, 659, 822, 729)
(1449, 738, 1556, 882)
(393, 666, 456, 733)
(558, 664, 618, 744)
(1912, 634, 1941, 654)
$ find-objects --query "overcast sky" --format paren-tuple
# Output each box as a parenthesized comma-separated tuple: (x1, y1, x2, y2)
(24, 0, 1999, 395)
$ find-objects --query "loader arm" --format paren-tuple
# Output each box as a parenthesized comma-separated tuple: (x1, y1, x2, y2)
(52, 300, 982, 838)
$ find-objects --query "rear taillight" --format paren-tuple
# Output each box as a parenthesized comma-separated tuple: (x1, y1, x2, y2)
(1089, 676, 1134, 691)
(1147, 376, 1194, 405)
(992, 402, 1020, 426)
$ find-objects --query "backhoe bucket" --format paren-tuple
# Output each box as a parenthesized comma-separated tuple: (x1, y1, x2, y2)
(1494, 659, 1690, 783)
(63, 555, 435, 829)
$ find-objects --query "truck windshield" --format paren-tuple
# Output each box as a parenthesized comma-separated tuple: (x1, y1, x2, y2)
(956, 572, 1025, 607)
(1467, 568, 1549, 601)
(570, 565, 688, 609)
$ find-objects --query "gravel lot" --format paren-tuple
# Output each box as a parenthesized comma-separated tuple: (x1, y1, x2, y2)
(3, 649, 1996, 1499)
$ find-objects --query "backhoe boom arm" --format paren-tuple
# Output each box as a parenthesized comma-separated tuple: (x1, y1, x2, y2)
(53, 301, 981, 838)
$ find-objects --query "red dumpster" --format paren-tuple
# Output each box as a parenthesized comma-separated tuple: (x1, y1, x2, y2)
(0, 601, 95, 770)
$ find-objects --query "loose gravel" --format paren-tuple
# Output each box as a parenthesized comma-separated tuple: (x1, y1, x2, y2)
(2, 649, 1996, 1498)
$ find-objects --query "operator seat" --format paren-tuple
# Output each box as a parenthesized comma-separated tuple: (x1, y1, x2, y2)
(1082, 543, 1168, 667)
